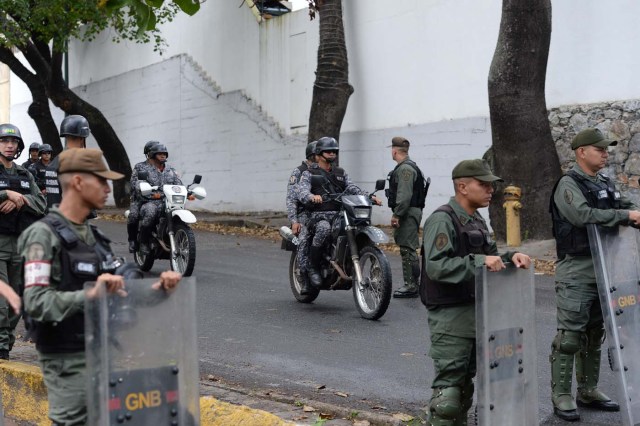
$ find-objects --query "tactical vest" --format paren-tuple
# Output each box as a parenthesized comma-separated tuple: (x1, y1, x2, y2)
(32, 215, 113, 354)
(45, 156, 61, 208)
(550, 170, 621, 260)
(308, 166, 346, 211)
(420, 204, 493, 310)
(387, 160, 426, 210)
(0, 166, 34, 235)
(29, 161, 48, 190)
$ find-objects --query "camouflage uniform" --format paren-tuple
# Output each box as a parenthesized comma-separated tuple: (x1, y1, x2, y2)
(0, 163, 46, 354)
(297, 163, 368, 249)
(127, 160, 154, 245)
(137, 163, 182, 238)
(286, 161, 311, 272)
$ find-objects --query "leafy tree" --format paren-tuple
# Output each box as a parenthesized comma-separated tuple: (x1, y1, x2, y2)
(0, 0, 200, 206)
(487, 0, 561, 240)
(306, 0, 353, 145)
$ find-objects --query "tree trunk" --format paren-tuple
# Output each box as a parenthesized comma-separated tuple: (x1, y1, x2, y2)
(487, 0, 561, 241)
(307, 0, 353, 145)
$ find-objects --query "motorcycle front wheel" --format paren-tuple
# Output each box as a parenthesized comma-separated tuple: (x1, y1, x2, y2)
(134, 248, 155, 272)
(353, 245, 392, 320)
(171, 222, 197, 277)
(290, 251, 319, 303)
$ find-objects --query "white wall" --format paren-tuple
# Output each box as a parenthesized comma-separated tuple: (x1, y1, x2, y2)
(8, 0, 640, 225)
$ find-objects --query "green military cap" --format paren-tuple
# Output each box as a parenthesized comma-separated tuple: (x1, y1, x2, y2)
(452, 159, 503, 182)
(387, 136, 410, 148)
(571, 128, 618, 150)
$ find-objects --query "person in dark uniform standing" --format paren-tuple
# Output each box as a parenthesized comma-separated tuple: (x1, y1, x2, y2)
(28, 144, 53, 193)
(45, 115, 91, 208)
(297, 137, 382, 287)
(286, 141, 316, 295)
(136, 143, 182, 255)
(422, 159, 530, 425)
(0, 123, 46, 359)
(18, 148, 182, 425)
(21, 142, 40, 168)
(127, 140, 159, 253)
(548, 128, 640, 421)
(386, 136, 426, 298)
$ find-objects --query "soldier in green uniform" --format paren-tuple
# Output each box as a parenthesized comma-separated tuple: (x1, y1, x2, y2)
(386, 136, 426, 298)
(18, 148, 182, 425)
(548, 128, 640, 421)
(422, 159, 531, 426)
(0, 123, 46, 360)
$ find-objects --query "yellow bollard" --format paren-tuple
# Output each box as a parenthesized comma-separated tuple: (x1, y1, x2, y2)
(503, 185, 522, 247)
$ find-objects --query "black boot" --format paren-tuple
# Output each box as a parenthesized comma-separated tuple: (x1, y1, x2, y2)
(139, 227, 152, 255)
(127, 223, 139, 253)
(308, 246, 323, 288)
(299, 274, 311, 295)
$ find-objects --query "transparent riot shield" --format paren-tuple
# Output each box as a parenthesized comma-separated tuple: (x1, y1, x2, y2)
(86, 277, 200, 425)
(589, 224, 640, 425)
(476, 265, 538, 425)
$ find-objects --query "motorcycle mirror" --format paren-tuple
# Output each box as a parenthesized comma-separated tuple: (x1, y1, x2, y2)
(138, 170, 149, 181)
(193, 175, 202, 185)
(375, 179, 385, 191)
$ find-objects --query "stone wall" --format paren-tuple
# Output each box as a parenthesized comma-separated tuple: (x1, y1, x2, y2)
(549, 99, 640, 203)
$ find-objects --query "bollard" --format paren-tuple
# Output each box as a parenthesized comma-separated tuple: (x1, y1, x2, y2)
(503, 185, 522, 247)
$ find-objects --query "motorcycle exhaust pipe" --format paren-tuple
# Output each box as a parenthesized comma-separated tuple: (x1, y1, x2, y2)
(330, 260, 352, 281)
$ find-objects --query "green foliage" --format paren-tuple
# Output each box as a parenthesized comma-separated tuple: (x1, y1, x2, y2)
(0, 0, 199, 53)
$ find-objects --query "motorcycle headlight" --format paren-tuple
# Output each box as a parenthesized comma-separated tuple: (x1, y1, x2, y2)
(171, 195, 186, 204)
(354, 207, 371, 219)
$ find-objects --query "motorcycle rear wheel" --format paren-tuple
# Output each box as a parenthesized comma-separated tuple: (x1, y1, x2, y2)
(134, 248, 155, 272)
(171, 222, 197, 277)
(353, 245, 392, 320)
(290, 251, 319, 303)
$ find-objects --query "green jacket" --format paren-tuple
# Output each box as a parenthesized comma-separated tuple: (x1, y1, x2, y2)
(18, 208, 93, 325)
(422, 197, 517, 337)
(391, 156, 422, 220)
(553, 164, 637, 283)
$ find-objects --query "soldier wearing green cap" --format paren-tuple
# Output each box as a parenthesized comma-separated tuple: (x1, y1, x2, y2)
(386, 136, 427, 298)
(548, 128, 640, 421)
(421, 159, 531, 425)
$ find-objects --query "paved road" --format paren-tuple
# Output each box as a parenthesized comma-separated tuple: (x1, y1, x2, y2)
(99, 220, 621, 425)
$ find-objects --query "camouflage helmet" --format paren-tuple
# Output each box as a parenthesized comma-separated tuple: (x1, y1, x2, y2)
(60, 115, 91, 138)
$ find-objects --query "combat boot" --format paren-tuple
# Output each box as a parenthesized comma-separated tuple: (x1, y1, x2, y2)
(308, 246, 323, 288)
(576, 328, 620, 412)
(139, 227, 152, 256)
(550, 332, 580, 421)
(299, 274, 311, 296)
(393, 284, 418, 298)
(127, 223, 139, 253)
(427, 387, 462, 426)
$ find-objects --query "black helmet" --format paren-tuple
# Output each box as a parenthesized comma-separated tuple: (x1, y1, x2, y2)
(149, 143, 169, 160)
(305, 141, 317, 160)
(29, 142, 40, 152)
(38, 144, 53, 154)
(143, 140, 160, 155)
(314, 137, 339, 154)
(60, 115, 91, 138)
(0, 123, 25, 159)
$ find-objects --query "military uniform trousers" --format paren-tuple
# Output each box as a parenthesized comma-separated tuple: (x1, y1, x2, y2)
(294, 212, 310, 273)
(555, 281, 603, 331)
(309, 211, 338, 248)
(0, 236, 22, 351)
(393, 211, 421, 288)
(139, 200, 164, 230)
(40, 353, 87, 425)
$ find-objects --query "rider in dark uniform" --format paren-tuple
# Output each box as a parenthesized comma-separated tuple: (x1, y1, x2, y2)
(127, 141, 159, 253)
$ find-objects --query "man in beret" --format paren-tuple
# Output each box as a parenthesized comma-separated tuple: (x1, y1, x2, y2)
(386, 136, 427, 298)
(422, 159, 531, 425)
(548, 128, 640, 421)
(18, 148, 182, 425)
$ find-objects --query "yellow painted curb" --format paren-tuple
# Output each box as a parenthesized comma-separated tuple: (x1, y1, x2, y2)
(0, 361, 293, 426)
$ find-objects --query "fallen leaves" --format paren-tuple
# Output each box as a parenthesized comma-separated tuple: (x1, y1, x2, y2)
(392, 413, 414, 422)
(334, 391, 349, 398)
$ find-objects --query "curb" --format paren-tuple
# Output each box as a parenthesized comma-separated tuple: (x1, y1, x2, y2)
(0, 360, 293, 426)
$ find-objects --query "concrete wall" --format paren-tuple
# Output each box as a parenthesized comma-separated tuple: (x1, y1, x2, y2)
(8, 0, 640, 225)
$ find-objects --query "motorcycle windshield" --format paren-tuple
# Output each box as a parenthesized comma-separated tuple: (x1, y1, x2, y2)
(341, 195, 370, 207)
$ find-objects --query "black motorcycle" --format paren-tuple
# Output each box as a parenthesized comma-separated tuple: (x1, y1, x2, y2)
(281, 179, 392, 320)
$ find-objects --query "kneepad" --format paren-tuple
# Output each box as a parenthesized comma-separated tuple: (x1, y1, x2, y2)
(553, 330, 582, 354)
(429, 387, 462, 420)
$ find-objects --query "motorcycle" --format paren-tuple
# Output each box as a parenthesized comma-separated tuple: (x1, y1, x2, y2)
(280, 179, 392, 320)
(130, 173, 206, 277)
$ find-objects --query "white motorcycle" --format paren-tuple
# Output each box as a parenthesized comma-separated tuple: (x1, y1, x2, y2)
(130, 174, 206, 276)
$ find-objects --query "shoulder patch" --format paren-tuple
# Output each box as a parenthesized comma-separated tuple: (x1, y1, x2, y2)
(435, 233, 448, 251)
(401, 169, 412, 182)
(26, 243, 46, 261)
(289, 175, 297, 185)
(564, 189, 573, 204)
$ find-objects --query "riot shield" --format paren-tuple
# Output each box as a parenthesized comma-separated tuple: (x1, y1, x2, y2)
(86, 277, 200, 425)
(476, 265, 538, 425)
(588, 224, 640, 426)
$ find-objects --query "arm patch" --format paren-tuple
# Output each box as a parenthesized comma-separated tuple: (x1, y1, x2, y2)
(24, 261, 52, 288)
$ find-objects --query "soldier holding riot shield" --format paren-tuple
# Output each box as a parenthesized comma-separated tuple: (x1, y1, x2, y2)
(17, 149, 183, 425)
(549, 128, 640, 421)
(421, 159, 531, 426)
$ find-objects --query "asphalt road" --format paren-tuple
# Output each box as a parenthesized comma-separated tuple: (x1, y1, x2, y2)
(98, 219, 622, 425)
